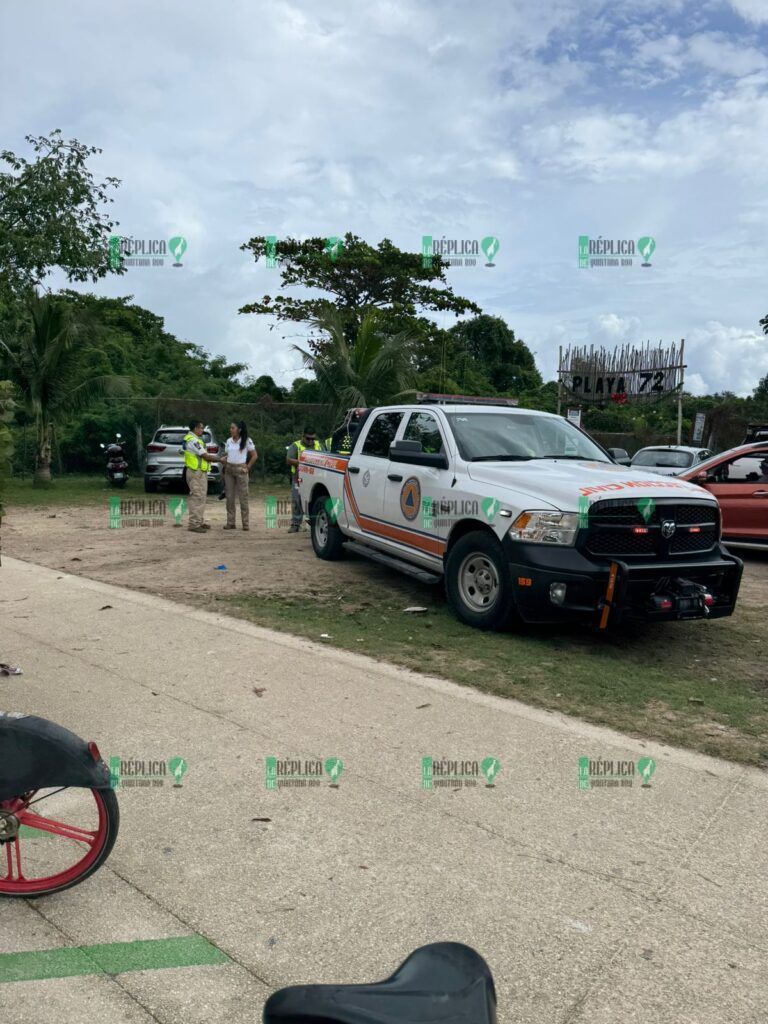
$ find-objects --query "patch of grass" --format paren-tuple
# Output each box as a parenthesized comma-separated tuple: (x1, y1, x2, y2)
(222, 579, 768, 767)
(4, 474, 289, 508)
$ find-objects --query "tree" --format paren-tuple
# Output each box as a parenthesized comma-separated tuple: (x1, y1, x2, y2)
(0, 380, 14, 518)
(447, 315, 542, 394)
(293, 307, 416, 416)
(0, 130, 122, 295)
(239, 233, 480, 346)
(0, 291, 128, 484)
(754, 372, 768, 400)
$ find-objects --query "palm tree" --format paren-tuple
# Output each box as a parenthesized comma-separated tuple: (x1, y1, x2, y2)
(293, 307, 416, 417)
(0, 290, 128, 485)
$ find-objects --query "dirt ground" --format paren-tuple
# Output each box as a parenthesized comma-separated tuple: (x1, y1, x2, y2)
(3, 491, 765, 610)
(0, 493, 424, 604)
(2, 492, 767, 608)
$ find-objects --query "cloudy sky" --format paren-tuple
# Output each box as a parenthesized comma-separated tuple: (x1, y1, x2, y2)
(2, 0, 768, 395)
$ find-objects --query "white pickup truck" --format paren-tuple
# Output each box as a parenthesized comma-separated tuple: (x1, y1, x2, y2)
(297, 399, 743, 630)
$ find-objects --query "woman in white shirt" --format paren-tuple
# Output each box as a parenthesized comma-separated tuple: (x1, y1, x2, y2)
(221, 421, 258, 530)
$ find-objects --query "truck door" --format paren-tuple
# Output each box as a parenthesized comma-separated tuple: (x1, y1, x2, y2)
(344, 411, 405, 542)
(382, 410, 453, 564)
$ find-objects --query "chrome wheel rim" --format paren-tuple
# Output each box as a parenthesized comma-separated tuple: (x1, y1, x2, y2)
(316, 510, 329, 548)
(458, 552, 499, 612)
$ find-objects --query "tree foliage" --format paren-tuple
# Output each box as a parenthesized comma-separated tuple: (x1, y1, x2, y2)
(0, 291, 129, 483)
(293, 307, 417, 416)
(239, 233, 480, 345)
(0, 130, 122, 295)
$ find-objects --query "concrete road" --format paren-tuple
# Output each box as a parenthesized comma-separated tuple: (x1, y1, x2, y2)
(0, 556, 766, 1024)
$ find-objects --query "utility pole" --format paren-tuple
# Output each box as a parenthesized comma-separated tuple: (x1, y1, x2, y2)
(676, 338, 685, 445)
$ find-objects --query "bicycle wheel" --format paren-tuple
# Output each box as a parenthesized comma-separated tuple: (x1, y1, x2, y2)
(0, 787, 119, 898)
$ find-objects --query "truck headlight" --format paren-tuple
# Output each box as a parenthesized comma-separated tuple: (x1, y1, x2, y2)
(509, 511, 579, 546)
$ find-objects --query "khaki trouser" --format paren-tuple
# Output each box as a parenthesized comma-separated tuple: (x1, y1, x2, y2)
(225, 464, 249, 527)
(290, 479, 303, 528)
(187, 468, 208, 528)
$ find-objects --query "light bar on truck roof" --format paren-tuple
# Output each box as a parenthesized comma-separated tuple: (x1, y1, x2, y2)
(416, 392, 519, 407)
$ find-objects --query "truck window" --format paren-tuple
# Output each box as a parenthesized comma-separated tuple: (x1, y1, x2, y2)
(361, 412, 404, 458)
(403, 412, 444, 454)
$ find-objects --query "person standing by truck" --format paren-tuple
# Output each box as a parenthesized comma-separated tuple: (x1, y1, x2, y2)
(286, 426, 322, 532)
(221, 420, 258, 530)
(183, 420, 223, 533)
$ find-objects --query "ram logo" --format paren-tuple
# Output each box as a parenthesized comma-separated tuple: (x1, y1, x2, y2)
(661, 520, 676, 539)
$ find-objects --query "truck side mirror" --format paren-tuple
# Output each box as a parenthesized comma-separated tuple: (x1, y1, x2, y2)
(389, 440, 448, 470)
(607, 447, 630, 465)
(694, 470, 708, 485)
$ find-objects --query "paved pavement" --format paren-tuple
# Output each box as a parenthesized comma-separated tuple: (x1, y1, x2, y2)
(1, 555, 766, 1023)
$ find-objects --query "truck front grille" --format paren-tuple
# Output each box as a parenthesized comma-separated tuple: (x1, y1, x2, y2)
(585, 499, 718, 559)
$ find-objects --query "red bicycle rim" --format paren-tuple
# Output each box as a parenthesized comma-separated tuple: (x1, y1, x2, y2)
(0, 789, 109, 895)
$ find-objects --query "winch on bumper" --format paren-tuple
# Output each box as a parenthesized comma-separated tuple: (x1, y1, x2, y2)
(501, 497, 743, 627)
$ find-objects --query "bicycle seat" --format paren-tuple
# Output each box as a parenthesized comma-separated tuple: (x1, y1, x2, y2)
(263, 941, 497, 1024)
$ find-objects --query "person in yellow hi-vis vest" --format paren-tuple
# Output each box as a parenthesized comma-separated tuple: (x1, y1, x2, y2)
(286, 426, 322, 532)
(183, 420, 223, 533)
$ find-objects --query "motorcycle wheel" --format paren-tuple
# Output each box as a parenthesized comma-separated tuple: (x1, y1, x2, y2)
(0, 787, 119, 898)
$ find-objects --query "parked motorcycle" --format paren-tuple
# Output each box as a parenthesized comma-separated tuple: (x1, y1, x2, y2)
(100, 433, 129, 488)
(0, 714, 119, 897)
(264, 942, 497, 1024)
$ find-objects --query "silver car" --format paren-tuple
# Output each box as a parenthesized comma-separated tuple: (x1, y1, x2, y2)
(144, 424, 223, 494)
(630, 445, 712, 477)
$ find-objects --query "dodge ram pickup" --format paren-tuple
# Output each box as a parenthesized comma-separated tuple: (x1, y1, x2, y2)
(297, 399, 743, 631)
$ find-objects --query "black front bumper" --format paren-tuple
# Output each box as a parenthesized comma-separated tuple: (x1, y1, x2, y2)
(502, 537, 743, 627)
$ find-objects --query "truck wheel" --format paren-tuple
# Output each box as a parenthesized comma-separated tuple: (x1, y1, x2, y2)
(310, 495, 345, 560)
(445, 531, 517, 631)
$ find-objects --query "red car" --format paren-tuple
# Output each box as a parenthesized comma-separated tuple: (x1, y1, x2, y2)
(679, 442, 768, 550)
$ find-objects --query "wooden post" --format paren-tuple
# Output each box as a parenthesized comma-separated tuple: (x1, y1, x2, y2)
(684, 339, 688, 444)
(556, 346, 563, 416)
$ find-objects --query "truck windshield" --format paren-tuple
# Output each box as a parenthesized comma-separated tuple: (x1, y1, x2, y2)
(445, 412, 609, 462)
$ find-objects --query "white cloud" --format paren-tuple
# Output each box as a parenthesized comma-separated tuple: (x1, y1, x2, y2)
(1, 0, 767, 399)
(685, 322, 768, 395)
(728, 0, 768, 25)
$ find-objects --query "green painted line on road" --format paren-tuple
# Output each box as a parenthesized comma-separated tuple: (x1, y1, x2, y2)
(0, 935, 230, 984)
